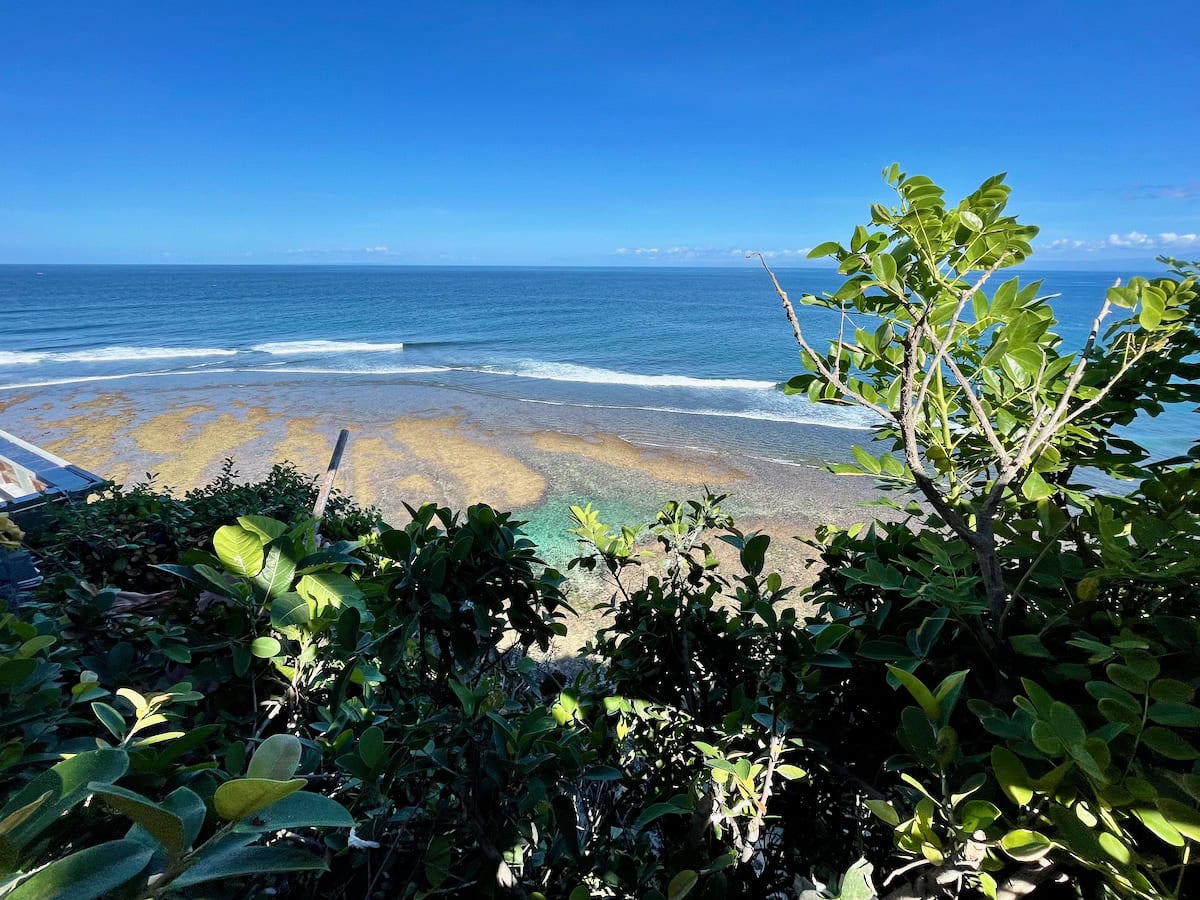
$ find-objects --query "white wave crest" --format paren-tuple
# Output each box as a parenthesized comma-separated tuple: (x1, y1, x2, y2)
(238, 365, 452, 376)
(0, 351, 48, 365)
(0, 346, 237, 366)
(0, 372, 167, 389)
(251, 340, 405, 355)
(473, 361, 779, 390)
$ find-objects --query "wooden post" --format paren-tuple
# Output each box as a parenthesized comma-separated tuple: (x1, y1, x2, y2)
(313, 429, 350, 524)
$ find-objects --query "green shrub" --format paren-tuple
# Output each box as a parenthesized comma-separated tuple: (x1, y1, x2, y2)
(26, 460, 381, 591)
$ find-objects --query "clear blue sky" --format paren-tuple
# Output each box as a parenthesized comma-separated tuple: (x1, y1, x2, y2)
(1, 2, 1197, 266)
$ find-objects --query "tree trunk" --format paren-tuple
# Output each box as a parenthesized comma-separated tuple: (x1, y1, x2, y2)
(974, 516, 1007, 621)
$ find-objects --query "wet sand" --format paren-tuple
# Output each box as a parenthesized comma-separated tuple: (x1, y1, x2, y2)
(0, 375, 882, 656)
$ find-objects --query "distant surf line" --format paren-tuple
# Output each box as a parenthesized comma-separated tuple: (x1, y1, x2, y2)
(0, 339, 411, 366)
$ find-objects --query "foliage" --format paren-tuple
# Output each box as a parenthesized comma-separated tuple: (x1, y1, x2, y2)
(26, 460, 381, 591)
(753, 173, 1200, 896)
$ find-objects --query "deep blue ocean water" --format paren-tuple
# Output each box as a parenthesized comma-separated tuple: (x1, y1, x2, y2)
(0, 265, 1192, 460)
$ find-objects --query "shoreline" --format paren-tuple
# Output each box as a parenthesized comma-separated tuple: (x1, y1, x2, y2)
(0, 377, 880, 630)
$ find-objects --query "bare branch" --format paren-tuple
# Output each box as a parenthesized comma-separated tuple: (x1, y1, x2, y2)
(984, 290, 1130, 510)
(750, 252, 898, 423)
(912, 254, 1014, 465)
(834, 299, 848, 384)
(1036, 295, 1113, 441)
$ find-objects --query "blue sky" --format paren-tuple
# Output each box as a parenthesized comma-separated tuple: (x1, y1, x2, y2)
(1, 2, 1197, 267)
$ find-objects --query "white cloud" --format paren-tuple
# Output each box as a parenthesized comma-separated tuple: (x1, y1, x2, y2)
(616, 245, 812, 260)
(1042, 232, 1200, 253)
(285, 245, 400, 257)
(1105, 231, 1153, 247)
(1158, 232, 1200, 247)
(1128, 182, 1200, 201)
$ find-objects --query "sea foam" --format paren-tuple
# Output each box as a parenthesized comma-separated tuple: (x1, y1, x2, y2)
(0, 346, 238, 366)
(471, 361, 779, 390)
(251, 340, 405, 354)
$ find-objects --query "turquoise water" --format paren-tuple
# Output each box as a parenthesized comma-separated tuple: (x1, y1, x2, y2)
(0, 265, 1191, 460)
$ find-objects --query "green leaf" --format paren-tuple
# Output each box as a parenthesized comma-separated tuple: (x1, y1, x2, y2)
(1087, 680, 1140, 710)
(250, 636, 282, 659)
(90, 783, 185, 856)
(232, 791, 353, 832)
(1021, 471, 1054, 501)
(960, 800, 1001, 833)
(1000, 828, 1053, 861)
(16, 635, 55, 658)
(270, 593, 310, 630)
(296, 572, 363, 611)
(871, 254, 897, 285)
(1148, 701, 1200, 727)
(1049, 702, 1087, 748)
(158, 787, 207, 849)
(237, 515, 288, 542)
(776, 764, 806, 781)
(1010, 634, 1052, 658)
(0, 749, 128, 849)
(336, 606, 361, 651)
(91, 702, 126, 740)
(1106, 285, 1137, 309)
(636, 801, 689, 830)
(582, 766, 624, 781)
(169, 838, 328, 889)
(358, 726, 386, 768)
(1156, 798, 1200, 842)
(1107, 663, 1148, 694)
(1150, 680, 1195, 703)
(835, 858, 878, 900)
(213, 525, 265, 577)
(1140, 284, 1166, 329)
(246, 734, 302, 780)
(667, 869, 698, 900)
(865, 800, 899, 826)
(960, 210, 984, 232)
(213, 778, 305, 821)
(851, 445, 882, 475)
(887, 665, 940, 722)
(1133, 806, 1185, 847)
(1097, 831, 1131, 863)
(991, 747, 1033, 807)
(425, 834, 451, 889)
(256, 544, 298, 600)
(6, 839, 153, 900)
(0, 792, 51, 839)
(295, 549, 365, 573)
(1142, 727, 1200, 760)
(0, 659, 36, 687)
(807, 241, 842, 259)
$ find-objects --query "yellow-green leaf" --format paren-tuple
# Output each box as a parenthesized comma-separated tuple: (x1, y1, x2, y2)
(213, 778, 305, 821)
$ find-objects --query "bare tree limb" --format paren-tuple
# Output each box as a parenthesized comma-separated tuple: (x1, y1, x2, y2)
(750, 253, 898, 423)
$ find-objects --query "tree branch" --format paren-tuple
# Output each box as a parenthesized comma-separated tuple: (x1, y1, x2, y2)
(751, 252, 898, 423)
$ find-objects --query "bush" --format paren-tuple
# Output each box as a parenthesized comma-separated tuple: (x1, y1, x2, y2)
(25, 460, 381, 591)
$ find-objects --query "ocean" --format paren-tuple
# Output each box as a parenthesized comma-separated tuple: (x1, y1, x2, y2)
(0, 264, 1192, 464)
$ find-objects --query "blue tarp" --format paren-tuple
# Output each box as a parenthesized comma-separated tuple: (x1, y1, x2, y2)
(0, 429, 106, 514)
